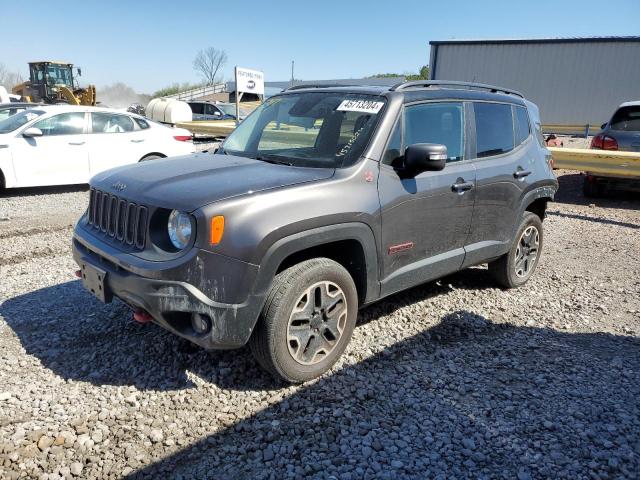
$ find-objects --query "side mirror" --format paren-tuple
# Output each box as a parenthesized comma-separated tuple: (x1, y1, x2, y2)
(23, 127, 43, 138)
(77, 67, 82, 77)
(600, 123, 607, 130)
(404, 143, 447, 174)
(214, 111, 222, 116)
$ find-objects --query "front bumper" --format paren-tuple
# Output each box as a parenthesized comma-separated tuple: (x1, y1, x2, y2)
(72, 228, 265, 349)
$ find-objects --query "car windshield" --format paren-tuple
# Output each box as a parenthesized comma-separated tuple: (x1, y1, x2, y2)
(0, 109, 45, 134)
(217, 104, 236, 116)
(222, 92, 386, 168)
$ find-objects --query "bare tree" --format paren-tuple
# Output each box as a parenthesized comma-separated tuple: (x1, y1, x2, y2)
(193, 47, 228, 86)
(0, 63, 24, 89)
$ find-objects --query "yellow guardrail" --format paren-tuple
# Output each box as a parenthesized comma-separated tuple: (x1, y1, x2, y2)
(542, 124, 600, 136)
(176, 120, 237, 137)
(549, 147, 640, 178)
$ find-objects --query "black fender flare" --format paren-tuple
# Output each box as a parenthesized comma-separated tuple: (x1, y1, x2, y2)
(252, 222, 380, 304)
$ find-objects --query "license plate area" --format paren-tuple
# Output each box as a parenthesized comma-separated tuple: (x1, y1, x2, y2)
(80, 262, 112, 303)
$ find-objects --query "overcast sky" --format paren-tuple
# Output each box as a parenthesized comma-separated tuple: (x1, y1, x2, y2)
(1, 0, 638, 94)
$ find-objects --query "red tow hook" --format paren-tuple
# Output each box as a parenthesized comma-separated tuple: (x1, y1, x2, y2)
(133, 309, 153, 324)
(75, 269, 82, 278)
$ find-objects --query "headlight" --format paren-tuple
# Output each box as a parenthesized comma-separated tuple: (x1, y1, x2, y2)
(167, 210, 192, 249)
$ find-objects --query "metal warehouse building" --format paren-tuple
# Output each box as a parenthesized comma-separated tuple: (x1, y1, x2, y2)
(429, 37, 640, 128)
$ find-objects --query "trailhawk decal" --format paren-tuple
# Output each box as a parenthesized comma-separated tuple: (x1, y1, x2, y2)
(336, 99, 384, 114)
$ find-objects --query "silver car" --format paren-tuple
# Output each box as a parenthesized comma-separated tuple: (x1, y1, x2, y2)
(585, 100, 640, 196)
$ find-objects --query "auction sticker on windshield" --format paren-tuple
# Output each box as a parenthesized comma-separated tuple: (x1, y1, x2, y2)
(337, 99, 384, 114)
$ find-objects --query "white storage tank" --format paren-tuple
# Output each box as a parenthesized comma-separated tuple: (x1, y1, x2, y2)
(146, 98, 192, 125)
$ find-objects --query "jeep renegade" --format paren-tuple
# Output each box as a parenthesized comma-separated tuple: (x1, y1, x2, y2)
(73, 81, 558, 382)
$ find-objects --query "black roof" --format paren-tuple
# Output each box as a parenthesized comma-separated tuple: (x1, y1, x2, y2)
(279, 82, 527, 105)
(430, 36, 640, 46)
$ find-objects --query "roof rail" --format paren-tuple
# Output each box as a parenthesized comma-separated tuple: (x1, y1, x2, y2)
(389, 80, 524, 98)
(284, 83, 357, 91)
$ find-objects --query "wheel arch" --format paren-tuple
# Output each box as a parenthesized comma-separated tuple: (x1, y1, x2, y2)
(254, 223, 380, 306)
(139, 152, 166, 161)
(0, 169, 5, 190)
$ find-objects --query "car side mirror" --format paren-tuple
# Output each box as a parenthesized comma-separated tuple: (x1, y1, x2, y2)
(600, 123, 607, 130)
(214, 111, 222, 116)
(404, 143, 447, 174)
(23, 127, 43, 138)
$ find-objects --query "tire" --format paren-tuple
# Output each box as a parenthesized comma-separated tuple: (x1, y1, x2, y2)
(489, 212, 543, 289)
(139, 154, 163, 162)
(249, 258, 358, 383)
(583, 176, 602, 198)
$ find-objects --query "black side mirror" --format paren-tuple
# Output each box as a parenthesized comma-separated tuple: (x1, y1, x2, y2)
(404, 143, 447, 174)
(600, 123, 607, 130)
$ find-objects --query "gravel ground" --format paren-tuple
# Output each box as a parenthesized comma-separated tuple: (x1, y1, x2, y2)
(0, 169, 639, 480)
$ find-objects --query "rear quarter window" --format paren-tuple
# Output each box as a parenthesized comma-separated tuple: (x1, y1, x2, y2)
(474, 103, 514, 158)
(514, 106, 530, 145)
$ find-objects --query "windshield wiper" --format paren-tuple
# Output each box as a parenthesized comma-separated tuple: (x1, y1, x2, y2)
(255, 155, 293, 166)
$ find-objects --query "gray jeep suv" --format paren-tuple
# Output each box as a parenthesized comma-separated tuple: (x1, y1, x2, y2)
(73, 81, 557, 382)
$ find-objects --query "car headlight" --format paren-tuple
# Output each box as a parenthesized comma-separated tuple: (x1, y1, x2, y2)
(167, 210, 192, 249)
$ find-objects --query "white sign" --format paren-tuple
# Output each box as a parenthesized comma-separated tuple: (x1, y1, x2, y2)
(236, 67, 264, 95)
(336, 99, 384, 114)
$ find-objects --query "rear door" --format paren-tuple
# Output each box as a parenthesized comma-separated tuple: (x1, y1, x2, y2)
(11, 112, 89, 187)
(88, 112, 146, 175)
(378, 101, 476, 296)
(463, 102, 528, 267)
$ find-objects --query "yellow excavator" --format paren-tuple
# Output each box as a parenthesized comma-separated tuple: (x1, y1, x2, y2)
(12, 61, 96, 106)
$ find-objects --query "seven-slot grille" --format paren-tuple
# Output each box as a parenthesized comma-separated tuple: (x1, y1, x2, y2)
(87, 188, 148, 249)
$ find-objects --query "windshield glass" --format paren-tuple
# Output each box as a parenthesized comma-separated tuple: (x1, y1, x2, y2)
(222, 92, 386, 168)
(217, 104, 236, 116)
(0, 110, 45, 134)
(610, 106, 640, 131)
(46, 64, 73, 87)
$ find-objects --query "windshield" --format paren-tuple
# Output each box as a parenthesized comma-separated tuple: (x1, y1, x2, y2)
(0, 110, 45, 134)
(217, 104, 236, 116)
(222, 92, 386, 168)
(46, 64, 73, 87)
(610, 106, 640, 132)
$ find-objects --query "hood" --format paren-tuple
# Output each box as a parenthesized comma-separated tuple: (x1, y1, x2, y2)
(90, 153, 335, 211)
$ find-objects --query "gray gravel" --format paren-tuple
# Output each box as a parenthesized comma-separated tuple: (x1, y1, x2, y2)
(0, 170, 639, 479)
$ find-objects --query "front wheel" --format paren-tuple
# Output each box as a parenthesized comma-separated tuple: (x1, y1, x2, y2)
(489, 212, 543, 288)
(249, 258, 358, 383)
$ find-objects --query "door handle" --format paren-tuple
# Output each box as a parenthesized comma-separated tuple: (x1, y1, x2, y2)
(130, 139, 145, 143)
(68, 141, 85, 146)
(513, 169, 532, 179)
(451, 181, 474, 193)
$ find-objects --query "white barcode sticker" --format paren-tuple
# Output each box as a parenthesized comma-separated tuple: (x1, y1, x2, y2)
(336, 99, 384, 114)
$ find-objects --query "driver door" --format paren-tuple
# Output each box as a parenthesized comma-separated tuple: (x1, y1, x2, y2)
(378, 101, 476, 296)
(11, 112, 90, 187)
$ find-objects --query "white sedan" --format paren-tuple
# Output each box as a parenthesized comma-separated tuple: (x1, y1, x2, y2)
(0, 105, 195, 189)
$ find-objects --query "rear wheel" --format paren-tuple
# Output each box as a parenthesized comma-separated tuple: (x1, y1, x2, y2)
(583, 176, 603, 198)
(489, 212, 543, 288)
(249, 258, 358, 383)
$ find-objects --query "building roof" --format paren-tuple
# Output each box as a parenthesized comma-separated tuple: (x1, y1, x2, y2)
(429, 36, 640, 46)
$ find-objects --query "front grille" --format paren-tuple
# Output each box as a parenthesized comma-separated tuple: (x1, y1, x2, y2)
(87, 188, 148, 249)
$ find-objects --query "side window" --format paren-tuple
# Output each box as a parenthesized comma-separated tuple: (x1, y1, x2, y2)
(32, 112, 85, 136)
(92, 113, 135, 134)
(474, 103, 514, 158)
(189, 103, 204, 115)
(514, 106, 530, 145)
(404, 102, 464, 162)
(381, 119, 402, 166)
(134, 117, 149, 129)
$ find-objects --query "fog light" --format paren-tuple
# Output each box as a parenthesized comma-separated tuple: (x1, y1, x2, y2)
(191, 313, 211, 334)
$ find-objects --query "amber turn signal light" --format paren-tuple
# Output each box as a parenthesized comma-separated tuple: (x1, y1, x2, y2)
(210, 216, 225, 245)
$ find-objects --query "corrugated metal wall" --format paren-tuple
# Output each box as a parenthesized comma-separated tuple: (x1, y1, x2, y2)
(430, 40, 640, 126)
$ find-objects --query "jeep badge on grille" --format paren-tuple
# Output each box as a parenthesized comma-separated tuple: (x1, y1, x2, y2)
(111, 181, 127, 192)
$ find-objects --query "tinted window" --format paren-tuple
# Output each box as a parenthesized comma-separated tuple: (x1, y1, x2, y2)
(134, 117, 149, 129)
(514, 106, 530, 145)
(189, 103, 204, 114)
(610, 106, 640, 132)
(0, 110, 45, 134)
(404, 102, 464, 162)
(475, 103, 514, 158)
(33, 113, 85, 136)
(91, 113, 135, 133)
(382, 118, 402, 166)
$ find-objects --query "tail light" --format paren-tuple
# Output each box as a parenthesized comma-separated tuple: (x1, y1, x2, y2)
(173, 135, 193, 142)
(590, 134, 618, 150)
